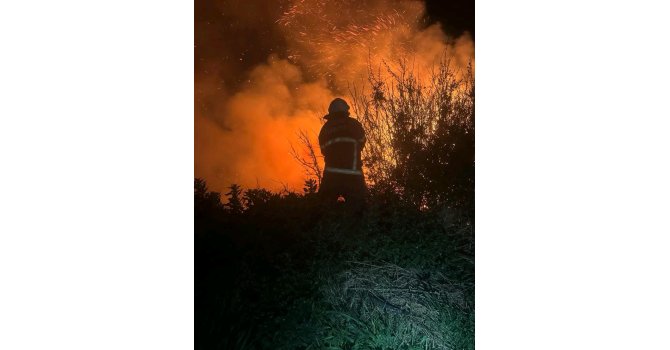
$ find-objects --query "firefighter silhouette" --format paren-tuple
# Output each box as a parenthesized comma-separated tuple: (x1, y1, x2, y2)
(318, 98, 367, 209)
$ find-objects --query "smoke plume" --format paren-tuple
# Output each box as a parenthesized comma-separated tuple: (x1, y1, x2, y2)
(195, 0, 474, 194)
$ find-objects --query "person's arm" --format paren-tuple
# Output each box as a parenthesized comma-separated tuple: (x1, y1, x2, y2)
(318, 125, 327, 156)
(356, 121, 366, 149)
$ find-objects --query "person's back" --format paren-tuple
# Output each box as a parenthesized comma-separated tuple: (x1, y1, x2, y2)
(318, 98, 367, 209)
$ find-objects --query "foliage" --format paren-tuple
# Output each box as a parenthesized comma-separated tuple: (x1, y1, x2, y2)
(225, 184, 244, 214)
(290, 130, 323, 187)
(243, 188, 279, 210)
(303, 178, 319, 195)
(351, 57, 474, 210)
(195, 178, 223, 218)
(195, 180, 474, 350)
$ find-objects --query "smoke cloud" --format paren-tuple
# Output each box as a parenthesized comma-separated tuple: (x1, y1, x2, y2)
(195, 0, 474, 194)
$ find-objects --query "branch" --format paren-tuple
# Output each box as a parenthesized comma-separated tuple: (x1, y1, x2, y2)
(289, 129, 323, 185)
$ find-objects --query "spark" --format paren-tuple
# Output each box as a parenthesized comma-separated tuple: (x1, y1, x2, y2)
(276, 0, 425, 80)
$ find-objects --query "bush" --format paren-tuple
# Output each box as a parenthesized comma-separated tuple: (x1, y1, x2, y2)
(352, 57, 474, 211)
(195, 179, 474, 349)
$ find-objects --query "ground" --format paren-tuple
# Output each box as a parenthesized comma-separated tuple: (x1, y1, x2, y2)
(195, 192, 474, 350)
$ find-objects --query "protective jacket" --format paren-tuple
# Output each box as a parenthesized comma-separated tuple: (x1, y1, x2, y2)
(319, 114, 365, 175)
(318, 113, 367, 203)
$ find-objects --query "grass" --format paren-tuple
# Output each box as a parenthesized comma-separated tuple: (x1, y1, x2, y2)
(195, 195, 474, 350)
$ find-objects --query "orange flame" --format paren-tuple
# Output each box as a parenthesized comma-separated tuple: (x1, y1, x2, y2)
(195, 0, 473, 195)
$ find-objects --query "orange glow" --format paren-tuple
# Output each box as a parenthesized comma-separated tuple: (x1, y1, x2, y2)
(195, 0, 474, 194)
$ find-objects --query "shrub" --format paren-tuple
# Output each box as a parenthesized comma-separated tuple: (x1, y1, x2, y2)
(351, 57, 474, 211)
(225, 183, 244, 214)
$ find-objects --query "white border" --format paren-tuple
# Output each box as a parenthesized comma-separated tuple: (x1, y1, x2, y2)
(477, 0, 670, 349)
(0, 1, 193, 349)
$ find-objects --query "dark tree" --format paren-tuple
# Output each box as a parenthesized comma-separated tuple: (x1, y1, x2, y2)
(225, 184, 244, 214)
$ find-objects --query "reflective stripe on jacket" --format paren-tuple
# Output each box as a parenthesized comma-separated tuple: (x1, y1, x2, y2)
(318, 116, 366, 176)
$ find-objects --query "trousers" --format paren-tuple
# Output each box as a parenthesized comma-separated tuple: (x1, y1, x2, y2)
(319, 171, 367, 208)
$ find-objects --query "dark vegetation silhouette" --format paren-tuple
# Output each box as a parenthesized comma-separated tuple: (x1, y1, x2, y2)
(195, 58, 474, 349)
(353, 58, 474, 212)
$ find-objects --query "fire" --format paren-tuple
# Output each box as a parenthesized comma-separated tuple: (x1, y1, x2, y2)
(195, 0, 474, 195)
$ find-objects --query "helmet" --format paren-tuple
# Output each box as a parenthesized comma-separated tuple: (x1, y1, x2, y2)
(328, 98, 350, 115)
